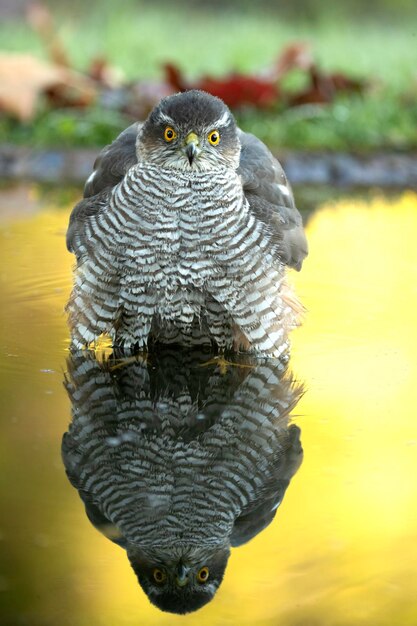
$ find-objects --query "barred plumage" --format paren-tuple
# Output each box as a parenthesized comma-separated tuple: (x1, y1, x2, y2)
(67, 91, 307, 356)
(62, 349, 303, 613)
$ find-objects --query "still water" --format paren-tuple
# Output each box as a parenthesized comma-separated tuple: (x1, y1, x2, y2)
(0, 185, 416, 625)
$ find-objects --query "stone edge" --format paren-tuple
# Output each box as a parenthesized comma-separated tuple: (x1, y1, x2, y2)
(1, 145, 417, 188)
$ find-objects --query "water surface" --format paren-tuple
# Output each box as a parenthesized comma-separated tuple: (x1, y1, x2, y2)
(0, 184, 416, 625)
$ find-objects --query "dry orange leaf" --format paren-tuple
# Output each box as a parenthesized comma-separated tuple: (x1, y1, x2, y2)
(0, 53, 96, 121)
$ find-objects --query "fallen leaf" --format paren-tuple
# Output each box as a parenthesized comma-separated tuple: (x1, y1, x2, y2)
(121, 80, 175, 119)
(289, 65, 366, 106)
(88, 56, 125, 88)
(197, 74, 279, 108)
(164, 64, 279, 109)
(164, 63, 188, 92)
(274, 42, 313, 78)
(27, 2, 70, 68)
(0, 53, 96, 120)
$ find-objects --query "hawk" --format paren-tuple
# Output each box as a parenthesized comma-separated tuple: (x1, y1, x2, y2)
(62, 348, 304, 613)
(66, 90, 307, 356)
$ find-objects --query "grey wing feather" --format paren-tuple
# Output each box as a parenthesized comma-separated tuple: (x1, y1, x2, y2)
(83, 122, 141, 197)
(66, 189, 111, 255)
(62, 432, 128, 548)
(230, 424, 303, 547)
(66, 122, 141, 254)
(237, 129, 308, 270)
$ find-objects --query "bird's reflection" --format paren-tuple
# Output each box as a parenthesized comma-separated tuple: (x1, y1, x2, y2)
(62, 349, 303, 614)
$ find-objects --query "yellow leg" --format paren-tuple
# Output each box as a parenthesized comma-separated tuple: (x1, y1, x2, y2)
(109, 350, 149, 372)
(199, 355, 255, 375)
(85, 333, 114, 364)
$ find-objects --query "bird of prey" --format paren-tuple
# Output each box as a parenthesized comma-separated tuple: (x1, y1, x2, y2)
(62, 348, 304, 614)
(66, 90, 307, 357)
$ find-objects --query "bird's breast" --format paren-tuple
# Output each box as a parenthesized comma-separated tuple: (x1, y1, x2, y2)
(101, 165, 276, 319)
(105, 165, 253, 288)
(115, 165, 246, 246)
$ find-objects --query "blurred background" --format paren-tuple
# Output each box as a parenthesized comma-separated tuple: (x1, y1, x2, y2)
(0, 0, 416, 154)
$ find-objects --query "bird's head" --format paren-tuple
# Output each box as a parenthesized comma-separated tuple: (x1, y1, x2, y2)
(127, 543, 230, 614)
(136, 90, 241, 171)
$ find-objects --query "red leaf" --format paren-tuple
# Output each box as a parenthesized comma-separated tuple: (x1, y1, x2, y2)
(164, 63, 279, 109)
(274, 43, 313, 78)
(289, 65, 366, 106)
(164, 63, 189, 92)
(196, 74, 278, 108)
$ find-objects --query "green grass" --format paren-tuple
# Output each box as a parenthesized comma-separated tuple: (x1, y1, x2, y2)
(1, 1, 417, 151)
(2, 2, 416, 87)
(238, 91, 417, 151)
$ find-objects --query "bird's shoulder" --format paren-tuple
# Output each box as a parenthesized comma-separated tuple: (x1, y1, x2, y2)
(66, 123, 141, 253)
(238, 129, 308, 270)
(230, 423, 303, 547)
(66, 188, 112, 253)
(83, 122, 141, 198)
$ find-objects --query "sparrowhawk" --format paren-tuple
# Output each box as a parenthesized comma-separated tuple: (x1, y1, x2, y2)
(62, 348, 303, 613)
(66, 90, 308, 356)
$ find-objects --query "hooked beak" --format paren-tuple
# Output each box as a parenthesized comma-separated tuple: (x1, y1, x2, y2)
(184, 132, 200, 165)
(175, 562, 190, 587)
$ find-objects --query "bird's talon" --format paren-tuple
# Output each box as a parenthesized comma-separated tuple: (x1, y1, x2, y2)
(199, 355, 253, 375)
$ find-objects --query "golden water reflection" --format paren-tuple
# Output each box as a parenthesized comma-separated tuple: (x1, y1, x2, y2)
(0, 187, 416, 625)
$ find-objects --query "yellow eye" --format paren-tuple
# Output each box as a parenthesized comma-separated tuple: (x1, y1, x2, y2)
(208, 130, 220, 146)
(153, 568, 167, 584)
(197, 567, 209, 583)
(164, 127, 177, 142)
